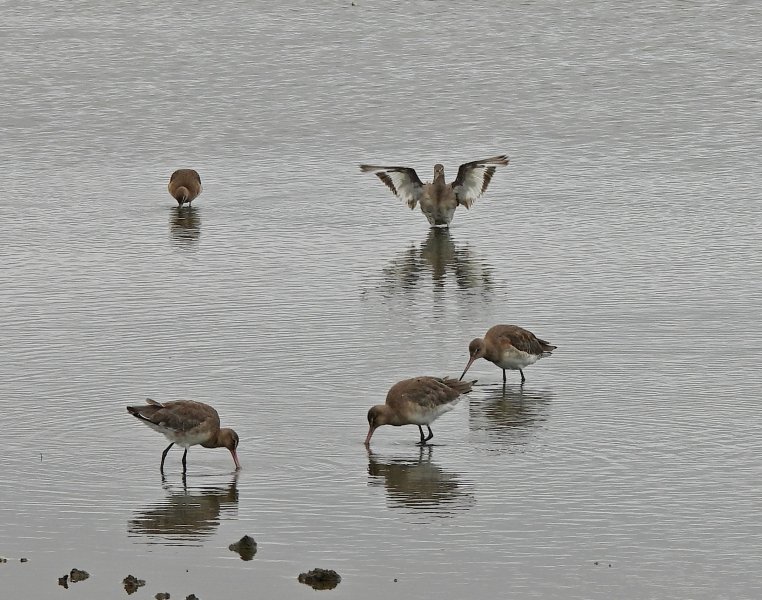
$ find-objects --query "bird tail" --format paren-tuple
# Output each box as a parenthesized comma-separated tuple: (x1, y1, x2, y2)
(538, 339, 557, 355)
(442, 377, 477, 394)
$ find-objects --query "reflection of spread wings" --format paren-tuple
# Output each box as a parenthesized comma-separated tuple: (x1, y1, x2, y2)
(360, 165, 424, 209)
(451, 155, 509, 208)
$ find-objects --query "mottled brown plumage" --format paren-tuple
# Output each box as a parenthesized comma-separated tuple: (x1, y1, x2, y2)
(127, 399, 240, 472)
(460, 325, 556, 384)
(365, 377, 476, 446)
(168, 169, 202, 206)
(360, 155, 509, 226)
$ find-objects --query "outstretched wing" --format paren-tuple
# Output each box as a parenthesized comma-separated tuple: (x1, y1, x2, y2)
(451, 155, 510, 208)
(360, 164, 425, 209)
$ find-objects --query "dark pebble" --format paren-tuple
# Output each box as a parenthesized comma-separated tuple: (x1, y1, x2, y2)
(297, 568, 341, 590)
(20, 558, 28, 563)
(58, 575, 69, 589)
(155, 593, 171, 600)
(186, 595, 199, 600)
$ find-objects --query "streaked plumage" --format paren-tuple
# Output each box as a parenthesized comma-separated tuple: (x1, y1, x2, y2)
(364, 377, 475, 446)
(360, 155, 509, 226)
(168, 169, 202, 206)
(127, 399, 240, 472)
(460, 324, 556, 384)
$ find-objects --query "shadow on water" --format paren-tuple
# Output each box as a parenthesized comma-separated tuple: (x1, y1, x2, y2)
(128, 473, 238, 545)
(169, 206, 201, 245)
(468, 383, 553, 447)
(367, 447, 475, 519)
(374, 228, 494, 296)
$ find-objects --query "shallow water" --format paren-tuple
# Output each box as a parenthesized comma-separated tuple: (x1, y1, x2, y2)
(2, 1, 761, 598)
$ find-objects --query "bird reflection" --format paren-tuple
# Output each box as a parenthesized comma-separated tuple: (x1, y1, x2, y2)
(367, 447, 475, 517)
(378, 228, 493, 294)
(169, 206, 201, 245)
(468, 384, 552, 446)
(128, 474, 238, 545)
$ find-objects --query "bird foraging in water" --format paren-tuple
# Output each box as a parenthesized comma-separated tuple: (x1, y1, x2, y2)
(460, 324, 556, 384)
(127, 399, 240, 472)
(365, 377, 475, 446)
(359, 155, 509, 227)
(168, 169, 202, 206)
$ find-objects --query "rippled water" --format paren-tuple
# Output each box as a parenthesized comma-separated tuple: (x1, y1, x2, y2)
(2, 1, 761, 598)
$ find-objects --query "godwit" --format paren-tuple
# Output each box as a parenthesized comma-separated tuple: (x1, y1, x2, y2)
(460, 324, 556, 384)
(359, 155, 509, 227)
(364, 377, 475, 446)
(168, 169, 202, 207)
(127, 399, 240, 472)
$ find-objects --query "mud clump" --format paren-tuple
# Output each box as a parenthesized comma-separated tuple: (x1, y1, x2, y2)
(297, 568, 341, 590)
(70, 568, 90, 583)
(186, 595, 199, 600)
(123, 574, 146, 595)
(59, 568, 89, 589)
(155, 593, 170, 600)
(228, 535, 257, 561)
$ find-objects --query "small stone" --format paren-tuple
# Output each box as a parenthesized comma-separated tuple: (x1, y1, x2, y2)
(0, 557, 7, 563)
(123, 574, 146, 595)
(228, 535, 257, 561)
(155, 593, 171, 600)
(20, 557, 28, 563)
(297, 568, 341, 590)
(70, 568, 90, 582)
(58, 574, 69, 589)
(186, 595, 199, 600)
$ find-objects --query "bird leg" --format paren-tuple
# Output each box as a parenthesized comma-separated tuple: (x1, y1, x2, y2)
(520, 369, 526, 383)
(503, 369, 507, 384)
(160, 442, 174, 472)
(416, 425, 434, 445)
(182, 448, 188, 472)
(417, 425, 426, 445)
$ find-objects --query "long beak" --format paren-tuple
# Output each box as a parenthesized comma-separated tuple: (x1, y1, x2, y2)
(364, 425, 376, 446)
(459, 356, 476, 381)
(230, 449, 241, 471)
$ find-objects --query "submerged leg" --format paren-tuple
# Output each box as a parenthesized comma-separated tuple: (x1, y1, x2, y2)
(503, 369, 507, 384)
(520, 369, 526, 383)
(182, 448, 188, 472)
(160, 442, 174, 472)
(424, 425, 434, 442)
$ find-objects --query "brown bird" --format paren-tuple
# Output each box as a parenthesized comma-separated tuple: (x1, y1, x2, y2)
(360, 155, 510, 227)
(365, 377, 476, 446)
(168, 169, 202, 206)
(127, 399, 240, 472)
(460, 325, 556, 384)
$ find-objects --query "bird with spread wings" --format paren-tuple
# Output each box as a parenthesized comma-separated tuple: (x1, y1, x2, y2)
(360, 155, 510, 227)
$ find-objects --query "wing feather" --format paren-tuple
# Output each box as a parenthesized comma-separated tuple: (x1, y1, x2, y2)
(451, 155, 510, 208)
(360, 164, 424, 209)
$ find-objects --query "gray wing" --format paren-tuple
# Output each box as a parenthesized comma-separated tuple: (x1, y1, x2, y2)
(451, 155, 510, 208)
(360, 164, 425, 209)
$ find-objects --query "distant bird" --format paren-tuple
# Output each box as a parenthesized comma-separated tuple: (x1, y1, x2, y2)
(365, 377, 475, 446)
(127, 399, 240, 472)
(168, 169, 202, 206)
(360, 155, 509, 226)
(460, 325, 556, 384)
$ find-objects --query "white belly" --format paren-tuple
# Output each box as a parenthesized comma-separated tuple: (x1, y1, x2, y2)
(495, 347, 540, 370)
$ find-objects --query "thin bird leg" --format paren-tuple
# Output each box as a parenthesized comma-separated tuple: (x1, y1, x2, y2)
(160, 442, 174, 472)
(182, 448, 188, 472)
(503, 369, 507, 384)
(417, 425, 427, 445)
(424, 425, 434, 442)
(520, 369, 526, 383)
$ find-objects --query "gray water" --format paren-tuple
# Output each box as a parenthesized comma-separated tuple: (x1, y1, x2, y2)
(1, 1, 761, 598)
